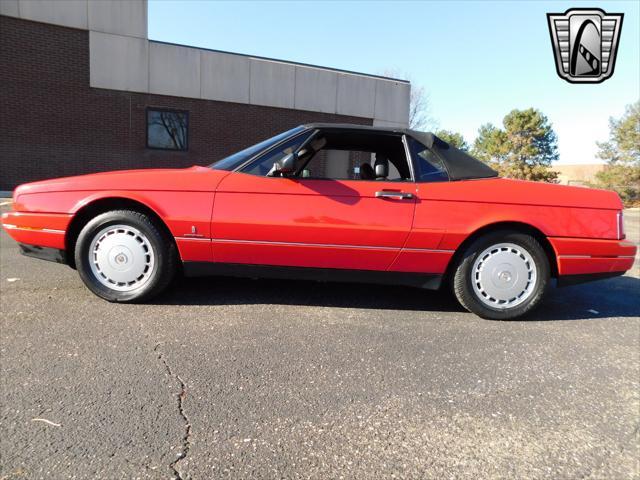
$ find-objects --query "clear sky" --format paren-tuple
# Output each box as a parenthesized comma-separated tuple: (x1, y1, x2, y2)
(149, 0, 639, 165)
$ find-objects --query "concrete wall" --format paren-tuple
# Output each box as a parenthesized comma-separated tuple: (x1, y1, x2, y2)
(94, 42, 411, 125)
(1, 0, 147, 36)
(90, 31, 149, 92)
(0, 15, 373, 191)
(0, 0, 410, 127)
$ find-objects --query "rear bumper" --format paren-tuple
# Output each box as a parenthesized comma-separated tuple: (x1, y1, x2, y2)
(1, 210, 71, 250)
(549, 237, 637, 277)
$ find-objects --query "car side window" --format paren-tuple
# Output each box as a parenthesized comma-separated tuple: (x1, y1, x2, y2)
(407, 138, 449, 182)
(242, 132, 313, 176)
(298, 131, 412, 181)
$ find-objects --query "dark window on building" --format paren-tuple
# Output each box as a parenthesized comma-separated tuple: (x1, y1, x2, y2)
(146, 108, 189, 151)
(407, 137, 449, 182)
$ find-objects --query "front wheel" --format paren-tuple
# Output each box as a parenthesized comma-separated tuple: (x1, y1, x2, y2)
(74, 210, 177, 302)
(452, 231, 550, 320)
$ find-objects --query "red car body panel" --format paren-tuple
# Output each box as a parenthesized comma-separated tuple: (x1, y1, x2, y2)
(549, 237, 636, 275)
(7, 166, 226, 263)
(1, 212, 70, 249)
(1, 159, 635, 283)
(212, 172, 417, 270)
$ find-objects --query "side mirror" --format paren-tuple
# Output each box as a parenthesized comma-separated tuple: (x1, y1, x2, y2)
(268, 152, 297, 177)
(375, 162, 388, 178)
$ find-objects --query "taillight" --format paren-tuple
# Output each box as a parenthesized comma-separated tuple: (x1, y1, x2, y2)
(617, 211, 625, 239)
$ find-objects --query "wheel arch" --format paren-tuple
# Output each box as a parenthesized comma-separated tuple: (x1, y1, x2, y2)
(65, 196, 176, 269)
(444, 221, 559, 283)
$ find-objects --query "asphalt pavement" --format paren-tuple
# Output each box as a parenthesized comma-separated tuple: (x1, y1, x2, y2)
(1, 203, 639, 479)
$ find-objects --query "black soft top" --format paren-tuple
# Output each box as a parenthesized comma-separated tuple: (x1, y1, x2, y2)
(303, 123, 498, 181)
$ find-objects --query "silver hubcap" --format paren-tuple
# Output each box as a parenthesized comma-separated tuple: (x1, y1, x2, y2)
(472, 242, 537, 309)
(89, 224, 155, 292)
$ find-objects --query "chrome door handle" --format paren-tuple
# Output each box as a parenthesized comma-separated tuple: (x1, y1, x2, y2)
(375, 191, 414, 200)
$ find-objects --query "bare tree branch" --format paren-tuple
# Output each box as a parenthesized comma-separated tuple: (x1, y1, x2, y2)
(150, 111, 187, 149)
(380, 68, 437, 131)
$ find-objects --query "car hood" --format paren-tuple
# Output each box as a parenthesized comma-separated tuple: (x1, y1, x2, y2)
(13, 166, 227, 197)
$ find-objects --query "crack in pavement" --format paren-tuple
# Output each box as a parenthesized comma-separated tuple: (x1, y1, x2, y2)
(154, 343, 192, 480)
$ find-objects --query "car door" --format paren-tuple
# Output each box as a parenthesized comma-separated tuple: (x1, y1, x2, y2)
(387, 136, 450, 274)
(211, 130, 417, 271)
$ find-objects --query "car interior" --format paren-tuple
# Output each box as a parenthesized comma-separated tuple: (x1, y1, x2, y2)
(295, 130, 411, 181)
(242, 129, 413, 181)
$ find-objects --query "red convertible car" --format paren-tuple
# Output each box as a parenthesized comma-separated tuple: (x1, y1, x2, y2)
(1, 124, 636, 319)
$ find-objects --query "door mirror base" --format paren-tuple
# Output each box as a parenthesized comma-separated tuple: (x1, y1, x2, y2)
(268, 152, 297, 177)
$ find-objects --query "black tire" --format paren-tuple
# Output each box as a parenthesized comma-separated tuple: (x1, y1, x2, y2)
(452, 230, 550, 320)
(74, 210, 178, 302)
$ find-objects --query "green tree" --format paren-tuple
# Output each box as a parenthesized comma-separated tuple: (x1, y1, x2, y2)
(594, 101, 640, 206)
(472, 108, 559, 182)
(435, 130, 469, 151)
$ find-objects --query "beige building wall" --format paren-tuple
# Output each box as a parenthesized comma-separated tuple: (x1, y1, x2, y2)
(0, 0, 410, 127)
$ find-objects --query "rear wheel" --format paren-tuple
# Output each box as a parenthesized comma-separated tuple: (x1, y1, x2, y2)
(74, 210, 177, 302)
(452, 230, 550, 320)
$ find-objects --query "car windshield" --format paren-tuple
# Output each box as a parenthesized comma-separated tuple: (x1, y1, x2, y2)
(209, 126, 306, 171)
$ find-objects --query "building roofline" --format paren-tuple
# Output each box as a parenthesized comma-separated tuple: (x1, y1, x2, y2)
(150, 39, 411, 84)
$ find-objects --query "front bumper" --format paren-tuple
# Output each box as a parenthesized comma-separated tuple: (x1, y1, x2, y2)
(1, 210, 71, 250)
(549, 237, 637, 278)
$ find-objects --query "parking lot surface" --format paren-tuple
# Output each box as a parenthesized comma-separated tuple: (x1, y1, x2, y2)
(1, 204, 639, 479)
